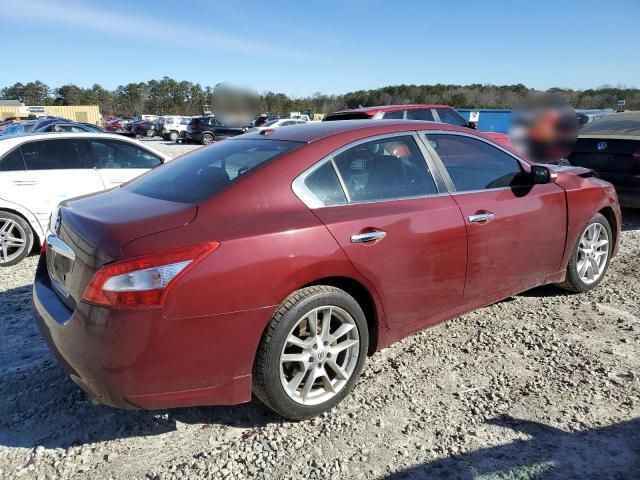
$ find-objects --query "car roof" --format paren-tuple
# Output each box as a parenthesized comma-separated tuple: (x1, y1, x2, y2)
(238, 119, 469, 143)
(0, 132, 169, 158)
(332, 104, 453, 114)
(579, 111, 640, 137)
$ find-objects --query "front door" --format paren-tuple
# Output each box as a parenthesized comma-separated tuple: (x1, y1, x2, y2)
(423, 132, 567, 301)
(307, 134, 467, 329)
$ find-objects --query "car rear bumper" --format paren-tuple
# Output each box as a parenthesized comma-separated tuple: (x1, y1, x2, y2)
(32, 254, 266, 409)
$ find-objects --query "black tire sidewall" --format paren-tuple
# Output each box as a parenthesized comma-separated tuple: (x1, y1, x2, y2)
(256, 288, 369, 420)
(0, 212, 34, 267)
(565, 213, 613, 292)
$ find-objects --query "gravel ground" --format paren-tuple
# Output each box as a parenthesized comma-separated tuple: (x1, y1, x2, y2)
(1, 164, 638, 479)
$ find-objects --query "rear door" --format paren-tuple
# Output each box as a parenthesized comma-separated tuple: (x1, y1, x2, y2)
(15, 138, 105, 230)
(422, 132, 566, 301)
(300, 133, 467, 329)
(83, 138, 163, 187)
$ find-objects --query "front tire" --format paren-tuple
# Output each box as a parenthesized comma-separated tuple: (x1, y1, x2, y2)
(253, 286, 369, 420)
(557, 213, 612, 293)
(168, 131, 179, 142)
(0, 211, 34, 267)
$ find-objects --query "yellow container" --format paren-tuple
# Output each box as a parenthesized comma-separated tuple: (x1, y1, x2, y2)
(0, 105, 102, 125)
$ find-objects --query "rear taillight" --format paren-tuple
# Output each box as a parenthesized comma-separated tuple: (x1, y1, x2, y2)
(633, 149, 640, 161)
(82, 242, 219, 309)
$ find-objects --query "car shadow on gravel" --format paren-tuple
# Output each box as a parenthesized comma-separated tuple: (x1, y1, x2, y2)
(0, 285, 278, 450)
(385, 415, 640, 480)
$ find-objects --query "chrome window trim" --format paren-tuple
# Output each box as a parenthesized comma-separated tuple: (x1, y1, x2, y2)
(291, 131, 445, 209)
(416, 130, 528, 195)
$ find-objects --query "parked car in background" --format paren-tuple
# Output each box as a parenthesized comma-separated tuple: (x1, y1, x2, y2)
(252, 114, 282, 127)
(325, 105, 512, 148)
(33, 121, 98, 133)
(0, 133, 168, 266)
(567, 112, 640, 208)
(576, 109, 615, 128)
(249, 118, 308, 132)
(104, 118, 131, 134)
(185, 116, 247, 144)
(78, 123, 106, 133)
(32, 120, 620, 420)
(155, 116, 192, 141)
(0, 121, 37, 137)
(130, 120, 156, 138)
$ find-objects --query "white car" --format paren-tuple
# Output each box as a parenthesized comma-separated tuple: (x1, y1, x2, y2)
(250, 118, 308, 132)
(155, 116, 192, 141)
(0, 133, 168, 266)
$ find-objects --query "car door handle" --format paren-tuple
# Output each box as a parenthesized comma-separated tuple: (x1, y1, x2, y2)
(468, 212, 495, 223)
(351, 230, 387, 244)
(12, 180, 37, 186)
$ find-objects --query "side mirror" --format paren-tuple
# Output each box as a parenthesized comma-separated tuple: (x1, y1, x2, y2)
(530, 165, 557, 184)
(467, 121, 477, 130)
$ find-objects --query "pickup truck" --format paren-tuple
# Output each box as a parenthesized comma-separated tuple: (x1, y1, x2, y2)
(185, 116, 247, 145)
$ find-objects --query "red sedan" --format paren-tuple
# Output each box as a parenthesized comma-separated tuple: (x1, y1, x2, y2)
(33, 120, 621, 419)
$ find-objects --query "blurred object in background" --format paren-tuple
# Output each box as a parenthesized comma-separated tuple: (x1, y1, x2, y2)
(211, 83, 259, 127)
(510, 94, 578, 163)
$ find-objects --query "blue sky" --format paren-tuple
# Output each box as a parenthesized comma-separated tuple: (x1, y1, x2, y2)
(1, 0, 638, 96)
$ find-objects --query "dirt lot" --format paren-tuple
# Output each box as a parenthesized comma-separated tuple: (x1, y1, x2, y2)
(0, 143, 638, 479)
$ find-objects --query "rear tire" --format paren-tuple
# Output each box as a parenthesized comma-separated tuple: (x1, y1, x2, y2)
(168, 131, 179, 142)
(557, 213, 612, 293)
(146, 129, 155, 137)
(0, 211, 34, 267)
(253, 286, 369, 420)
(201, 132, 215, 145)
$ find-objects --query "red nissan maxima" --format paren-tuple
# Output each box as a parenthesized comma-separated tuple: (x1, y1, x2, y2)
(33, 120, 621, 420)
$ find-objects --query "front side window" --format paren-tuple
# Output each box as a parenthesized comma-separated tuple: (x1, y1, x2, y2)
(20, 139, 90, 170)
(0, 149, 26, 171)
(332, 135, 438, 202)
(425, 134, 524, 191)
(86, 139, 163, 169)
(434, 108, 467, 127)
(127, 139, 300, 203)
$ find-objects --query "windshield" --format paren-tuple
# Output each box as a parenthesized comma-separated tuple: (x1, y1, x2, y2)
(126, 139, 301, 203)
(262, 119, 280, 127)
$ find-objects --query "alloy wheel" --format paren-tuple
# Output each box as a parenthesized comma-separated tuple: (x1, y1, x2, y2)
(0, 218, 27, 265)
(577, 222, 609, 285)
(279, 305, 360, 406)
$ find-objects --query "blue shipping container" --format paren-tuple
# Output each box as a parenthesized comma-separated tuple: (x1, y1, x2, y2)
(458, 109, 512, 134)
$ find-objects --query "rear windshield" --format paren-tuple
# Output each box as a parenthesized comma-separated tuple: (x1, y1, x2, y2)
(580, 115, 640, 136)
(126, 139, 301, 203)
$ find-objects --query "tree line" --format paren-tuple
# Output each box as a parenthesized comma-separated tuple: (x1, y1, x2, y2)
(1, 78, 638, 117)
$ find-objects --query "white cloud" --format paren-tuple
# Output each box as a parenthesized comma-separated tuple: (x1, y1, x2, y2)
(0, 0, 308, 60)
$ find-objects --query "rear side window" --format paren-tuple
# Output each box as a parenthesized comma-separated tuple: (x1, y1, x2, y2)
(21, 139, 90, 170)
(407, 109, 435, 121)
(0, 149, 26, 171)
(332, 135, 438, 202)
(382, 110, 404, 119)
(127, 139, 300, 203)
(304, 162, 347, 206)
(426, 134, 524, 191)
(86, 139, 163, 169)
